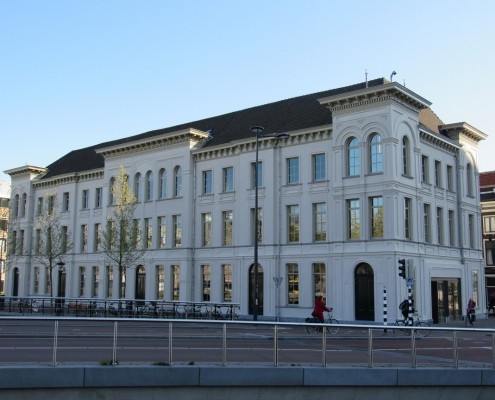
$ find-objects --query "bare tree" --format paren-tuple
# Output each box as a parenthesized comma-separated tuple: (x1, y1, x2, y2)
(102, 166, 145, 298)
(31, 193, 73, 297)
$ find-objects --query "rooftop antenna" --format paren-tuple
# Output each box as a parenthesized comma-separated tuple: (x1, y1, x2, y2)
(365, 69, 368, 88)
(390, 71, 397, 82)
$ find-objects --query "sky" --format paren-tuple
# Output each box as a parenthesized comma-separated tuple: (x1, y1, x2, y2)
(1, 0, 494, 195)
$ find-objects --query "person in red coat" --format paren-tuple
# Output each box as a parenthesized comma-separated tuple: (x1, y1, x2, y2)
(312, 295, 332, 323)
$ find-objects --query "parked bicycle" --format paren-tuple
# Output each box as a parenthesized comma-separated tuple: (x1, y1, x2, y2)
(393, 313, 431, 337)
(305, 311, 339, 335)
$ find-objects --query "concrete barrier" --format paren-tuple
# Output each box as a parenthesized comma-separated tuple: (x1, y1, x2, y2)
(0, 366, 494, 400)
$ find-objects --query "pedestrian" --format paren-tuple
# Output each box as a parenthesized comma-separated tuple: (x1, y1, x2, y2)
(466, 297, 476, 326)
(312, 295, 332, 323)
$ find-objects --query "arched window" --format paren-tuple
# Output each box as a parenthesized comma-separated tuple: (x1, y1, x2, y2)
(21, 193, 27, 218)
(109, 177, 115, 205)
(13, 194, 19, 218)
(347, 137, 360, 176)
(369, 133, 382, 173)
(159, 168, 167, 199)
(174, 166, 182, 197)
(402, 136, 410, 176)
(145, 170, 153, 201)
(466, 163, 474, 196)
(134, 173, 141, 202)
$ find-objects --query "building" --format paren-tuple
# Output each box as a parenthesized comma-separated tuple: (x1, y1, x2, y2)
(4, 78, 487, 323)
(480, 171, 495, 313)
(0, 197, 8, 294)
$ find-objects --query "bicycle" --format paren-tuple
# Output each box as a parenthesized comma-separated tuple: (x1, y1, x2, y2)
(393, 313, 431, 337)
(305, 311, 339, 335)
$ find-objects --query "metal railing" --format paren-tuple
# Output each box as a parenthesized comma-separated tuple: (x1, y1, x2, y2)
(0, 315, 494, 369)
(0, 296, 239, 320)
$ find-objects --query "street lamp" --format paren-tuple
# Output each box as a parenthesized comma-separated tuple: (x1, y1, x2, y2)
(250, 126, 289, 321)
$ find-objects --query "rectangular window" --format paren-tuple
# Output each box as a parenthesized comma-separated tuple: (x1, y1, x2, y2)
(36, 197, 43, 216)
(251, 207, 262, 245)
(421, 155, 429, 183)
(106, 266, 113, 298)
(82, 189, 89, 209)
(92, 266, 99, 297)
(313, 202, 327, 242)
(313, 263, 326, 299)
(132, 219, 140, 248)
(223, 264, 233, 302)
(223, 167, 234, 192)
(423, 204, 431, 243)
(287, 157, 300, 184)
(34, 267, 40, 295)
(485, 241, 495, 266)
(484, 216, 495, 234)
(223, 210, 233, 246)
(434, 160, 442, 187)
(63, 192, 70, 212)
(79, 266, 85, 297)
(202, 265, 211, 301)
(370, 196, 384, 238)
(312, 153, 326, 181)
(287, 205, 300, 243)
(95, 187, 103, 208)
(469, 214, 475, 248)
(94, 223, 102, 252)
(173, 215, 182, 247)
(144, 218, 152, 249)
(287, 263, 299, 305)
(436, 207, 444, 245)
(156, 265, 164, 300)
(448, 210, 456, 246)
(19, 230, 24, 254)
(45, 267, 51, 295)
(48, 195, 55, 214)
(62, 225, 68, 253)
(202, 170, 213, 194)
(158, 216, 167, 248)
(404, 197, 412, 240)
(202, 212, 212, 247)
(81, 224, 88, 252)
(172, 265, 180, 301)
(446, 165, 454, 192)
(347, 199, 361, 239)
(252, 161, 263, 188)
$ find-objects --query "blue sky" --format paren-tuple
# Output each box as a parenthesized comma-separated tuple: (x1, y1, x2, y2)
(1, 1, 494, 190)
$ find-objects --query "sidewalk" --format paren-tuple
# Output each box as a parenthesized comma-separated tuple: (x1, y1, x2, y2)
(437, 314, 495, 329)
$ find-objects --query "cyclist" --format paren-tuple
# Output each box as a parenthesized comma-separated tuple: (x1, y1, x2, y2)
(312, 295, 332, 323)
(399, 298, 415, 321)
(466, 297, 476, 326)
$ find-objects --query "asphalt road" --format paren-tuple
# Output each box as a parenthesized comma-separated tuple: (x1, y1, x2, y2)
(0, 317, 494, 368)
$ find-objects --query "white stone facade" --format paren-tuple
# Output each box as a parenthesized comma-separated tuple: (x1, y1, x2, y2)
(5, 81, 487, 322)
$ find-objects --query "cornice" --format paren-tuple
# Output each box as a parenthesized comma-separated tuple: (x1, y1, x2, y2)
(33, 169, 105, 189)
(419, 128, 460, 153)
(4, 165, 46, 178)
(318, 82, 431, 114)
(96, 128, 210, 158)
(440, 122, 487, 144)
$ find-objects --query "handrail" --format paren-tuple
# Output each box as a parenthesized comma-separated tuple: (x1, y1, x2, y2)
(0, 315, 494, 369)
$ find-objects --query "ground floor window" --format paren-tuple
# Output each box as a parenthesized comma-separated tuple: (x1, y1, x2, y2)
(431, 278, 461, 323)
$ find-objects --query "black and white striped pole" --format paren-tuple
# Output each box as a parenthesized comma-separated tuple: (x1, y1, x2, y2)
(383, 286, 388, 333)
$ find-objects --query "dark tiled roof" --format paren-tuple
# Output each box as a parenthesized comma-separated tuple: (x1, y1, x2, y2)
(480, 171, 495, 187)
(419, 108, 444, 134)
(40, 78, 441, 180)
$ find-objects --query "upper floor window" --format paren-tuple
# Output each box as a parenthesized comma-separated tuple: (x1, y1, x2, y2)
(369, 133, 383, 173)
(47, 195, 55, 215)
(95, 187, 103, 208)
(423, 204, 431, 243)
(36, 197, 43, 216)
(347, 137, 360, 176)
(484, 216, 495, 234)
(173, 214, 182, 247)
(63, 192, 70, 212)
(404, 197, 412, 240)
(370, 196, 383, 238)
(446, 165, 454, 192)
(312, 153, 326, 181)
(466, 163, 474, 196)
(202, 213, 212, 247)
(203, 170, 213, 194)
(109, 177, 116, 205)
(13, 194, 19, 219)
(21, 193, 27, 218)
(402, 136, 410, 176)
(287, 157, 300, 184)
(145, 170, 153, 201)
(421, 155, 429, 184)
(251, 161, 263, 188)
(223, 167, 234, 192)
(347, 199, 360, 239)
(287, 205, 300, 243)
(174, 166, 182, 197)
(82, 189, 89, 209)
(159, 168, 167, 199)
(134, 173, 141, 202)
(434, 160, 442, 187)
(313, 202, 327, 242)
(223, 210, 233, 246)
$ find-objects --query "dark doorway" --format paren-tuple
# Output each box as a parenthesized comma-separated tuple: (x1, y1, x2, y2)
(136, 265, 146, 301)
(12, 268, 19, 297)
(58, 269, 66, 297)
(354, 263, 375, 321)
(248, 264, 264, 316)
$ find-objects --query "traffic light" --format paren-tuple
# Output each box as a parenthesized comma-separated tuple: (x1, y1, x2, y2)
(398, 259, 406, 279)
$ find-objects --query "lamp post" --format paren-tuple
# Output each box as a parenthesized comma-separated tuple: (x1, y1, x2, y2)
(250, 126, 289, 321)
